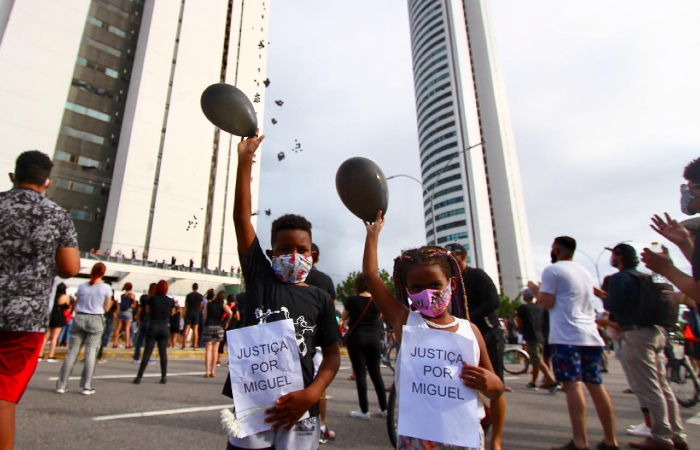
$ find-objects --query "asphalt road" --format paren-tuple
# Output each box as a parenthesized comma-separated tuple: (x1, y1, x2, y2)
(15, 355, 700, 449)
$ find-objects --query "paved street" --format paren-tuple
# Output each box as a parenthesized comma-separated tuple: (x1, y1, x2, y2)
(15, 355, 700, 449)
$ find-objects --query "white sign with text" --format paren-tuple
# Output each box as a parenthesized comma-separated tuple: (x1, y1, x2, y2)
(398, 325, 480, 448)
(227, 319, 305, 438)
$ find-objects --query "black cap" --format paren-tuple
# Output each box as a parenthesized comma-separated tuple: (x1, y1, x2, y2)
(444, 242, 467, 256)
(606, 243, 637, 257)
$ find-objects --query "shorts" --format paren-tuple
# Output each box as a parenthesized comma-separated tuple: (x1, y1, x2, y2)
(551, 344, 604, 385)
(185, 311, 200, 326)
(117, 310, 133, 322)
(0, 330, 44, 403)
(483, 328, 504, 381)
(203, 325, 224, 343)
(526, 342, 543, 366)
(227, 416, 320, 450)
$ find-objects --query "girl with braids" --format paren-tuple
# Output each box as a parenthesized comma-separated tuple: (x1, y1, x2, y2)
(362, 212, 504, 449)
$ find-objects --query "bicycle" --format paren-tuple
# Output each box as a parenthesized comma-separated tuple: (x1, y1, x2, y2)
(503, 344, 530, 375)
(380, 325, 398, 373)
(666, 336, 699, 408)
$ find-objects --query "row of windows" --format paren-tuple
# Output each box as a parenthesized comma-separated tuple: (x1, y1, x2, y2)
(414, 45, 446, 77)
(416, 70, 449, 98)
(72, 79, 122, 102)
(84, 36, 122, 58)
(427, 220, 467, 237)
(418, 101, 452, 133)
(421, 141, 457, 167)
(428, 196, 463, 214)
(410, 3, 439, 34)
(416, 82, 450, 112)
(60, 126, 104, 145)
(413, 38, 445, 69)
(408, 0, 435, 22)
(424, 173, 461, 195)
(411, 15, 442, 51)
(424, 162, 459, 185)
(412, 28, 443, 62)
(420, 120, 454, 144)
(87, 15, 129, 39)
(438, 232, 469, 244)
(95, 0, 131, 19)
(415, 56, 448, 89)
(54, 150, 110, 171)
(417, 92, 451, 125)
(70, 209, 104, 222)
(424, 185, 462, 207)
(65, 101, 111, 123)
(421, 130, 456, 156)
(76, 56, 119, 79)
(54, 178, 108, 196)
(422, 150, 457, 177)
(425, 207, 465, 227)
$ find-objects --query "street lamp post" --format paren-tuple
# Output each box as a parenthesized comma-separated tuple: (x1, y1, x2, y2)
(578, 240, 632, 286)
(387, 141, 484, 245)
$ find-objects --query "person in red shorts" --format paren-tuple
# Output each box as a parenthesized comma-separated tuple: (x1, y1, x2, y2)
(0, 151, 80, 450)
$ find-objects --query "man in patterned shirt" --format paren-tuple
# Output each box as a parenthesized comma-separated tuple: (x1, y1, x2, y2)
(0, 150, 80, 450)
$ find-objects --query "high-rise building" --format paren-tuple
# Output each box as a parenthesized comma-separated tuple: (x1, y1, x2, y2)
(407, 0, 534, 296)
(0, 0, 269, 271)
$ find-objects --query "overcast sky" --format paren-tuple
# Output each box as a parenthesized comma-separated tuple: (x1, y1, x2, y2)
(253, 0, 700, 292)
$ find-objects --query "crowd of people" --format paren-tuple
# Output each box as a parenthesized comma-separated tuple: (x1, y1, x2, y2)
(1, 143, 700, 450)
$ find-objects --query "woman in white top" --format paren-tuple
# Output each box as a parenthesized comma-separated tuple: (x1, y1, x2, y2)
(56, 263, 113, 395)
(362, 212, 504, 449)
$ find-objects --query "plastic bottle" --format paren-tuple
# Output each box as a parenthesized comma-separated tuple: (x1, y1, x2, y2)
(649, 242, 666, 283)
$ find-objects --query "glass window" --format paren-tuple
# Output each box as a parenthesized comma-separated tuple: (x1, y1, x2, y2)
(425, 208, 465, 227)
(108, 25, 126, 38)
(66, 102, 111, 123)
(70, 210, 92, 221)
(77, 156, 100, 168)
(53, 178, 71, 189)
(71, 182, 95, 194)
(54, 151, 72, 162)
(76, 56, 87, 66)
(61, 126, 105, 145)
(105, 68, 119, 78)
(438, 232, 468, 244)
(84, 37, 122, 57)
(87, 16, 103, 27)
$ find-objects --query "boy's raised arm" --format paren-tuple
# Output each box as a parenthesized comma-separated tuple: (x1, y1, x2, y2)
(233, 131, 265, 256)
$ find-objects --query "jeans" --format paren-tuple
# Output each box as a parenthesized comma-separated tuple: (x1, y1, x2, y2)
(133, 321, 150, 361)
(59, 321, 72, 346)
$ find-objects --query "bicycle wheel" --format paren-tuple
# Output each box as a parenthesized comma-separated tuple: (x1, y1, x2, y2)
(668, 358, 700, 408)
(503, 348, 530, 375)
(386, 383, 398, 448)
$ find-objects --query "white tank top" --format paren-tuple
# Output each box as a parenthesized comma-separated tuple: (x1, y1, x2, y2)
(397, 311, 485, 419)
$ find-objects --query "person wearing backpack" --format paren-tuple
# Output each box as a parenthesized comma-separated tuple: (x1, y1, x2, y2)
(604, 243, 687, 450)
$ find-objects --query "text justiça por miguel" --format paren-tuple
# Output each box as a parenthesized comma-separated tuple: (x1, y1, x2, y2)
(237, 341, 293, 393)
(409, 346, 466, 400)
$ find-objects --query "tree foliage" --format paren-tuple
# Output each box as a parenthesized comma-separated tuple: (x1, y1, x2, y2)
(496, 293, 522, 318)
(336, 269, 395, 307)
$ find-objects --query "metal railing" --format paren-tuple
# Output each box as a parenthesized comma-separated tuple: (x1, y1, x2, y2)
(83, 252, 241, 279)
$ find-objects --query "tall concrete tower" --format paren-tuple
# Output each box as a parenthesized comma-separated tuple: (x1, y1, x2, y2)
(407, 0, 534, 297)
(0, 0, 270, 272)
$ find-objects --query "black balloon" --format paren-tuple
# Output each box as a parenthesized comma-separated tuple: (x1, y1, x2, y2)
(335, 157, 389, 222)
(200, 83, 258, 137)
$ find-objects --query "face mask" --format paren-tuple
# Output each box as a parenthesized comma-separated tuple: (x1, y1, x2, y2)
(550, 250, 558, 263)
(270, 253, 313, 284)
(681, 184, 696, 216)
(407, 284, 452, 318)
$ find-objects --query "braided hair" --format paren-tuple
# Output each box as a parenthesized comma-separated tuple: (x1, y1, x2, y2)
(392, 246, 469, 320)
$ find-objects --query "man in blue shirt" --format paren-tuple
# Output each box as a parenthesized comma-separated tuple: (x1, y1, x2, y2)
(604, 243, 686, 450)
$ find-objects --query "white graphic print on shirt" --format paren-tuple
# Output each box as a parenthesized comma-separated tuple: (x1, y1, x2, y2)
(254, 306, 316, 356)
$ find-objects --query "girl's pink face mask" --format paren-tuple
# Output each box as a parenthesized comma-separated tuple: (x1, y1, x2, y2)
(407, 284, 452, 318)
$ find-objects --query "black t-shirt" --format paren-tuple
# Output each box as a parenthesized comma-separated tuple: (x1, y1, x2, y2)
(222, 238, 340, 417)
(206, 301, 225, 327)
(139, 294, 150, 323)
(185, 292, 203, 313)
(305, 267, 336, 300)
(457, 267, 500, 335)
(345, 295, 381, 335)
(148, 295, 174, 322)
(516, 303, 544, 344)
(693, 231, 700, 281)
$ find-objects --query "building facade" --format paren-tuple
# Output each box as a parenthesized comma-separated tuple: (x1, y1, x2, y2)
(0, 0, 269, 272)
(407, 0, 534, 296)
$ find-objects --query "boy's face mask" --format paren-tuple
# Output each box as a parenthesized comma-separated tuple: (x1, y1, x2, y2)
(681, 184, 697, 216)
(407, 284, 452, 318)
(270, 253, 313, 284)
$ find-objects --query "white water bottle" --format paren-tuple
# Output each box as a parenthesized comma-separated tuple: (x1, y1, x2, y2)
(649, 242, 666, 283)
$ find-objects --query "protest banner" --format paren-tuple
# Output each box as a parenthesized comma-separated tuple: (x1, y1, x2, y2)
(227, 319, 306, 438)
(397, 325, 480, 448)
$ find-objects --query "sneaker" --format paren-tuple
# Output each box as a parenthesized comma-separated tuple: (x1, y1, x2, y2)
(38, 357, 45, 362)
(319, 434, 328, 445)
(595, 441, 620, 450)
(81, 388, 95, 395)
(375, 410, 388, 418)
(56, 388, 66, 394)
(626, 423, 652, 438)
(46, 358, 59, 363)
(526, 382, 539, 390)
(322, 428, 336, 440)
(548, 384, 561, 395)
(97, 358, 107, 364)
(349, 410, 370, 421)
(148, 359, 156, 365)
(133, 359, 141, 364)
(133, 377, 141, 385)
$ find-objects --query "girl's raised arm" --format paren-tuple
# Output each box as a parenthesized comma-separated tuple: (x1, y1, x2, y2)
(362, 211, 408, 338)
